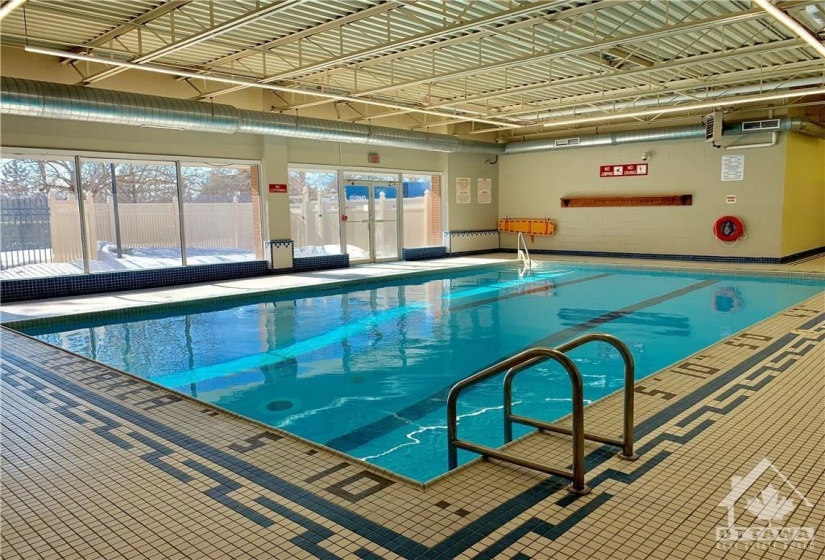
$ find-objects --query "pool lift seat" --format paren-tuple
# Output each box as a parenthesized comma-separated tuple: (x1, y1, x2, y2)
(446, 333, 638, 495)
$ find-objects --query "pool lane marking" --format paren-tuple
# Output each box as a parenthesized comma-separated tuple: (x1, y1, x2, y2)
(156, 272, 608, 388)
(441, 270, 574, 300)
(155, 303, 428, 387)
(325, 278, 718, 453)
(443, 272, 614, 315)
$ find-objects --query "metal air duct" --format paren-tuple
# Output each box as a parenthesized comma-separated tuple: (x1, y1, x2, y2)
(504, 117, 824, 154)
(0, 77, 504, 154)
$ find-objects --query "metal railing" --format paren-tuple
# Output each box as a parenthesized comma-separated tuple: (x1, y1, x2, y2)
(447, 334, 638, 495)
(516, 231, 531, 270)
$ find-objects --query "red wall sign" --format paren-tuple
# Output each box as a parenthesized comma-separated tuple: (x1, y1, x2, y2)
(599, 163, 649, 178)
(268, 183, 287, 193)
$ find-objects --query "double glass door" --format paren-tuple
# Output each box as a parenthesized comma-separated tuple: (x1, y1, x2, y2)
(342, 180, 400, 263)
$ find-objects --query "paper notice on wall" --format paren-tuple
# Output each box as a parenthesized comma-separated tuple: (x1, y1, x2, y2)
(456, 177, 471, 204)
(721, 154, 745, 181)
(477, 178, 492, 204)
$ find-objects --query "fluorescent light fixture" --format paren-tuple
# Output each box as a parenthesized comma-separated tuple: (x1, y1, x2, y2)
(0, 0, 26, 21)
(752, 0, 825, 58)
(541, 87, 825, 128)
(23, 46, 520, 129)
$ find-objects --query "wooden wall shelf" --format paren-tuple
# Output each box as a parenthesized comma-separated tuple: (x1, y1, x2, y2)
(560, 195, 693, 208)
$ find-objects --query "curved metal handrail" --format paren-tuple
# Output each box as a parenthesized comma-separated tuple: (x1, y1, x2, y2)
(516, 232, 531, 270)
(447, 347, 589, 494)
(503, 333, 637, 461)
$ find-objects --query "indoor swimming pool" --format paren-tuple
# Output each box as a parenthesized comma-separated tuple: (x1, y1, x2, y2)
(20, 264, 824, 482)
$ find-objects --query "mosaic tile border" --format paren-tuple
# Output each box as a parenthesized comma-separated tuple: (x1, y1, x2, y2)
(503, 247, 825, 265)
(402, 246, 448, 261)
(0, 261, 269, 303)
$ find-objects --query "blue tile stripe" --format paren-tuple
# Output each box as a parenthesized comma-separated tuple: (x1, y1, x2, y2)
(0, 261, 268, 302)
(293, 254, 349, 273)
(402, 246, 447, 261)
(500, 248, 804, 264)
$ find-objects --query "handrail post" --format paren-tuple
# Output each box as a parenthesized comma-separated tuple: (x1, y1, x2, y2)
(614, 338, 638, 461)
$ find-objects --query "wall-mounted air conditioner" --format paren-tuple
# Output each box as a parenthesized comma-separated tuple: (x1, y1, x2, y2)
(705, 111, 723, 145)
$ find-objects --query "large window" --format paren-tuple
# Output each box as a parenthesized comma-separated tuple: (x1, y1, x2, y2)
(82, 160, 182, 270)
(181, 162, 262, 263)
(288, 169, 341, 257)
(402, 174, 443, 249)
(0, 156, 84, 279)
(1, 152, 262, 279)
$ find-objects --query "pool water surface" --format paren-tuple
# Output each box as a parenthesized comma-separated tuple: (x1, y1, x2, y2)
(22, 264, 823, 481)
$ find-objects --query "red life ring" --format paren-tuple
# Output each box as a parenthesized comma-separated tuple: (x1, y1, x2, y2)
(714, 216, 744, 242)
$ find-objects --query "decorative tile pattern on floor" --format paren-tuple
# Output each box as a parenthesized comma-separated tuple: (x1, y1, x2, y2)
(1, 292, 823, 559)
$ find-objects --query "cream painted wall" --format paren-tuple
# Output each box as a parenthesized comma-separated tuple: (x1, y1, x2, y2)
(286, 138, 445, 172)
(780, 133, 825, 257)
(445, 152, 499, 231)
(0, 115, 262, 160)
(262, 136, 291, 241)
(499, 136, 788, 258)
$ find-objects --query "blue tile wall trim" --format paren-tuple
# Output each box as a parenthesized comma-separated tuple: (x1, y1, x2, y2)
(0, 261, 268, 303)
(444, 229, 499, 237)
(402, 246, 448, 261)
(779, 245, 825, 264)
(500, 248, 798, 264)
(448, 249, 501, 257)
(292, 253, 350, 273)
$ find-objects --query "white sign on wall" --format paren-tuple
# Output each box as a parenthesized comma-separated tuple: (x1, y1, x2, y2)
(456, 177, 471, 204)
(721, 154, 745, 181)
(477, 178, 492, 204)
(726, 195, 737, 204)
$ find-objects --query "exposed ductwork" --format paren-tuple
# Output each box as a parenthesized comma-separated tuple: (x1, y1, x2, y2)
(0, 77, 504, 154)
(1, 77, 822, 156)
(503, 117, 825, 154)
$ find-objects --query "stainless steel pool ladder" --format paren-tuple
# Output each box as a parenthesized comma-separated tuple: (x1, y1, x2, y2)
(516, 232, 532, 270)
(446, 333, 638, 495)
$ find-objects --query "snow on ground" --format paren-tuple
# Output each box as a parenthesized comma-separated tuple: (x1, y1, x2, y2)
(0, 242, 255, 279)
(294, 244, 366, 260)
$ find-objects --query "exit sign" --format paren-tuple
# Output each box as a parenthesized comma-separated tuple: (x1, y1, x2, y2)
(368, 152, 380, 164)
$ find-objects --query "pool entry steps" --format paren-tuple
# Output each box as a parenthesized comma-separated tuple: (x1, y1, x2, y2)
(447, 333, 637, 495)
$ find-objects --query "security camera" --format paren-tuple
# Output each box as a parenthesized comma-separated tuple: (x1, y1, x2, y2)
(641, 152, 650, 161)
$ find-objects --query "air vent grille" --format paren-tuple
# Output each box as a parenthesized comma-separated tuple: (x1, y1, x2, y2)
(555, 137, 580, 147)
(741, 119, 780, 131)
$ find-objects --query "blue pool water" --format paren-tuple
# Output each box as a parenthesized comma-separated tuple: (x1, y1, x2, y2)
(23, 264, 823, 481)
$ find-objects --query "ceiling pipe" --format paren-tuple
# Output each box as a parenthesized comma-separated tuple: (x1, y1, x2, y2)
(504, 117, 823, 154)
(0, 77, 504, 154)
(1, 77, 821, 156)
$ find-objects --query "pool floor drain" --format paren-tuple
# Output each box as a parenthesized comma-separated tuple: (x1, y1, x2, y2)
(266, 400, 294, 412)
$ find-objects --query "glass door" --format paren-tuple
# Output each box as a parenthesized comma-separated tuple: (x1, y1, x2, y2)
(342, 180, 400, 263)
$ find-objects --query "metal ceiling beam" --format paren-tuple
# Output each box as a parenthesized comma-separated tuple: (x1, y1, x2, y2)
(81, 0, 306, 85)
(351, 7, 795, 98)
(424, 39, 805, 110)
(65, 0, 194, 57)
(195, 0, 574, 99)
(359, 59, 824, 125)
(0, 0, 27, 22)
(466, 86, 825, 134)
(26, 46, 521, 129)
(202, 1, 403, 69)
(752, 0, 825, 57)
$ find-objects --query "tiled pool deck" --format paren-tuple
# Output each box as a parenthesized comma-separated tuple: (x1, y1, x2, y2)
(1, 255, 823, 559)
